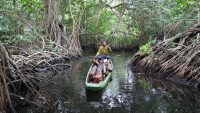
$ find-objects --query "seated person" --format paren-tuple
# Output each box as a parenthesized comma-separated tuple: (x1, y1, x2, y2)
(95, 40, 112, 60)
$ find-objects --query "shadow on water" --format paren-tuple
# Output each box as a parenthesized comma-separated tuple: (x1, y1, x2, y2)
(23, 51, 200, 113)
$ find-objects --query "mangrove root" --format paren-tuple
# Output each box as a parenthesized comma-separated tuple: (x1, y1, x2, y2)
(131, 23, 200, 89)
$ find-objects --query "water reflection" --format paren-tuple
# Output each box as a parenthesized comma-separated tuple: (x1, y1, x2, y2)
(86, 90, 104, 102)
(24, 52, 200, 113)
(144, 76, 200, 113)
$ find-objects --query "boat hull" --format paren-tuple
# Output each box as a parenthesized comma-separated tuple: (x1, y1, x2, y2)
(85, 59, 113, 91)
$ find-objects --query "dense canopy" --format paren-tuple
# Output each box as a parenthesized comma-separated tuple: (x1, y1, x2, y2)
(0, 0, 200, 112)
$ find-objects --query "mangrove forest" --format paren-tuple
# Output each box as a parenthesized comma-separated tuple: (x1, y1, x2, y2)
(1, 0, 200, 113)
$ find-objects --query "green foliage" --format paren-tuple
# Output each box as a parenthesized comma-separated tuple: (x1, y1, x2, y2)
(139, 43, 152, 55)
(80, 0, 199, 48)
(169, 0, 198, 18)
(1, 0, 199, 48)
(85, 9, 115, 35)
(138, 79, 152, 91)
(20, 0, 44, 16)
(0, 0, 45, 44)
(139, 37, 156, 55)
(1, 34, 33, 44)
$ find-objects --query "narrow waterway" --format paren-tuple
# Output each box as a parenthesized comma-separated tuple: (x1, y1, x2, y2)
(25, 51, 200, 113)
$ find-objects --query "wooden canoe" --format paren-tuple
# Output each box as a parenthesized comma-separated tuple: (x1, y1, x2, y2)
(85, 59, 113, 91)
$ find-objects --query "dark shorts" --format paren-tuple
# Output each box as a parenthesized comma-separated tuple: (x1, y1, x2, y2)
(97, 55, 111, 60)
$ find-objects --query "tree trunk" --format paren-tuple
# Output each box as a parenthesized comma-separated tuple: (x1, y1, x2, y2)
(46, 0, 62, 48)
(45, 0, 82, 55)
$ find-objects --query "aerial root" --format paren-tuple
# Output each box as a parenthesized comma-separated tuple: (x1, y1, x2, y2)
(131, 23, 200, 89)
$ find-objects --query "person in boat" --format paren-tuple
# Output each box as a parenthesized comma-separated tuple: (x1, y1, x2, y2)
(95, 40, 112, 60)
(89, 40, 112, 83)
(95, 40, 112, 72)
